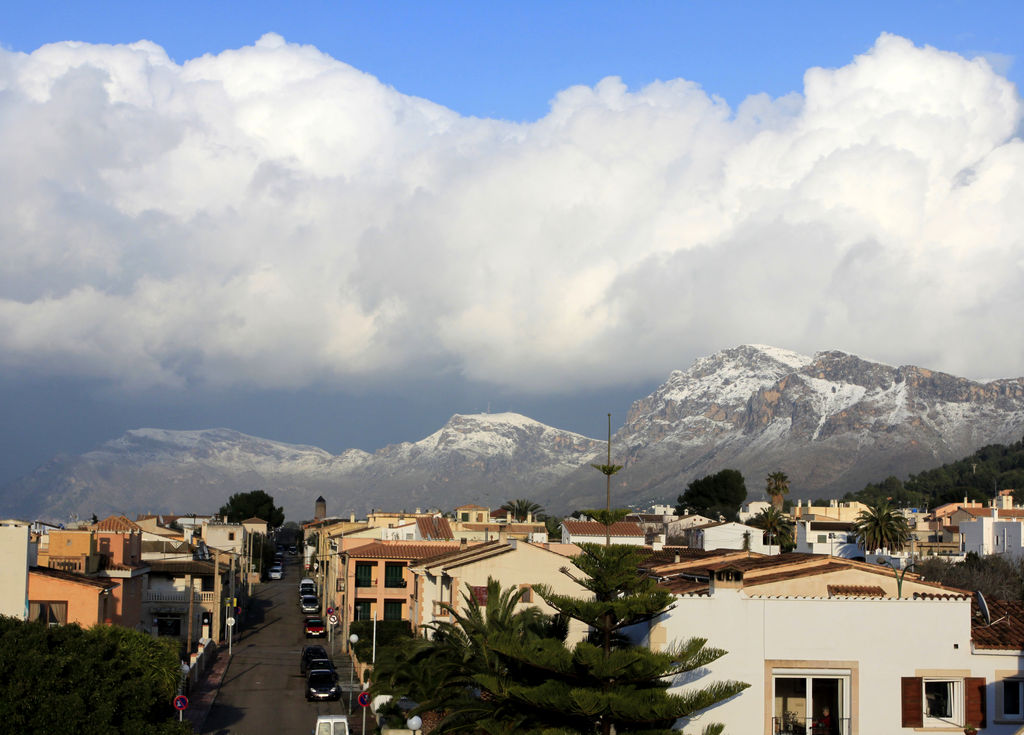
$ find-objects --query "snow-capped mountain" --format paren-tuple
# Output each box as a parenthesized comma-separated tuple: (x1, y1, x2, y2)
(570, 345, 1024, 510)
(4, 345, 1024, 522)
(2, 415, 603, 522)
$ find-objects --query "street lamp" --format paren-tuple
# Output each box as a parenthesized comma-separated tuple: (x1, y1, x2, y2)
(406, 715, 423, 733)
(348, 633, 359, 711)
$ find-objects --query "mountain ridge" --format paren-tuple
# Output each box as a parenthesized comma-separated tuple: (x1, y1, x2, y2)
(4, 345, 1024, 522)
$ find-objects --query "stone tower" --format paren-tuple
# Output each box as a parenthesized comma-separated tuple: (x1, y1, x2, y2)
(314, 496, 326, 520)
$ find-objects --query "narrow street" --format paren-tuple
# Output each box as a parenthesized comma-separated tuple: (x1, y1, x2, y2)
(200, 555, 365, 734)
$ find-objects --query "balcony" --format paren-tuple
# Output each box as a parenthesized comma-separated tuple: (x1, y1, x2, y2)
(384, 578, 407, 588)
(772, 715, 850, 735)
(143, 590, 218, 604)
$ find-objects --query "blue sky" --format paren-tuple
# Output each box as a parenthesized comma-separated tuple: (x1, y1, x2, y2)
(6, 1, 1022, 120)
(1, 2, 1023, 494)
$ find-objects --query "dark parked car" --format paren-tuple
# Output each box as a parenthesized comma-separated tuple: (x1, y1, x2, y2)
(300, 595, 319, 614)
(306, 669, 341, 701)
(304, 616, 326, 638)
(300, 644, 329, 676)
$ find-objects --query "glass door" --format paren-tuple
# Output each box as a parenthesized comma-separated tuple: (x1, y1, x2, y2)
(772, 671, 849, 735)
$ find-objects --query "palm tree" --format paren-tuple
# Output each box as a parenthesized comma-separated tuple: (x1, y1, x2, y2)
(853, 500, 911, 552)
(748, 506, 794, 552)
(765, 471, 790, 511)
(499, 498, 544, 522)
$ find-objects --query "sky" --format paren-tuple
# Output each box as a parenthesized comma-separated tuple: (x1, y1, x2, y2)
(2, 1, 1024, 488)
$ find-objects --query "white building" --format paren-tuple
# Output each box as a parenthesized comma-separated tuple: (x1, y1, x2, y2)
(560, 520, 645, 546)
(634, 551, 1023, 734)
(794, 520, 863, 558)
(961, 510, 1024, 558)
(0, 520, 32, 619)
(691, 521, 774, 554)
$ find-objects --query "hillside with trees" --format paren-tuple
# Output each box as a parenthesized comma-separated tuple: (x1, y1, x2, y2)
(842, 435, 1024, 509)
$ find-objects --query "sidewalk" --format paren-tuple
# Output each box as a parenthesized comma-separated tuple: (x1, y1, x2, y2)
(183, 648, 231, 733)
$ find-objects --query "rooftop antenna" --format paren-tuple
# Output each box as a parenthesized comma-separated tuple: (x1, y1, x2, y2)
(975, 590, 991, 625)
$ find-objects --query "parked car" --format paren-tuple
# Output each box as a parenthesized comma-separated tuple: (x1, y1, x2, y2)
(304, 617, 326, 638)
(307, 657, 335, 674)
(306, 669, 341, 701)
(300, 644, 329, 676)
(299, 577, 317, 596)
(269, 564, 283, 580)
(300, 595, 319, 614)
(313, 714, 350, 735)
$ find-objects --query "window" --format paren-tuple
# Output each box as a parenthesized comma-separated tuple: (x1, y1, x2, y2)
(460, 512, 469, 522)
(29, 601, 67, 626)
(1002, 679, 1024, 720)
(228, 532, 235, 541)
(901, 676, 985, 729)
(353, 601, 371, 621)
(520, 585, 533, 603)
(355, 562, 374, 587)
(772, 669, 850, 735)
(384, 563, 406, 588)
(817, 534, 827, 544)
(925, 680, 959, 724)
(470, 585, 488, 605)
(383, 600, 403, 620)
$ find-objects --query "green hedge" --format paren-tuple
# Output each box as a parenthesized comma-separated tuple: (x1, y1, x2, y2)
(349, 619, 413, 662)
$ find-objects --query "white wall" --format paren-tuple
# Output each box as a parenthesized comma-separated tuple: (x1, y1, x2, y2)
(646, 589, 1022, 734)
(0, 524, 30, 619)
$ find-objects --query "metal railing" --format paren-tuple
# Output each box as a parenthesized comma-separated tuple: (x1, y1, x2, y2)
(143, 590, 218, 604)
(772, 716, 850, 735)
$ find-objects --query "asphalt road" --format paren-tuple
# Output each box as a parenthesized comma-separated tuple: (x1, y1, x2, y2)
(201, 556, 359, 735)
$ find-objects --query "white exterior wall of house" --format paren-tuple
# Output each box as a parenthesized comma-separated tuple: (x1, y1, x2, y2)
(0, 522, 30, 619)
(642, 590, 1021, 734)
(203, 523, 246, 554)
(962, 515, 1024, 558)
(380, 522, 420, 541)
(560, 526, 645, 546)
(697, 523, 772, 554)
(794, 523, 863, 558)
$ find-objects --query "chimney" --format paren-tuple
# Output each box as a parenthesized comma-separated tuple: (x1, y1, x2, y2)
(350, 512, 355, 523)
(526, 512, 532, 523)
(674, 553, 680, 564)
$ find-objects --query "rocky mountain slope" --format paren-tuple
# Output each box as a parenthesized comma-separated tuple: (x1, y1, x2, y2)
(4, 346, 1024, 522)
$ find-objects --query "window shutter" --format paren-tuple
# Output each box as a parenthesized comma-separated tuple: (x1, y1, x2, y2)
(965, 677, 986, 728)
(901, 677, 923, 728)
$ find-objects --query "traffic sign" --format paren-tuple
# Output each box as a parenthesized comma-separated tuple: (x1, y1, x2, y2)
(357, 691, 371, 708)
(327, 606, 334, 615)
(328, 614, 339, 625)
(226, 617, 236, 627)
(173, 695, 189, 711)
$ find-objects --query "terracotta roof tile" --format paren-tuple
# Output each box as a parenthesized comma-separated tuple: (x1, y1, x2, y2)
(347, 541, 463, 560)
(29, 566, 117, 590)
(91, 515, 142, 532)
(972, 598, 1024, 650)
(417, 517, 454, 540)
(562, 520, 644, 537)
(827, 584, 887, 598)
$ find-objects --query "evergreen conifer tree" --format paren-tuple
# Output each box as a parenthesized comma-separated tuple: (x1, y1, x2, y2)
(477, 544, 748, 734)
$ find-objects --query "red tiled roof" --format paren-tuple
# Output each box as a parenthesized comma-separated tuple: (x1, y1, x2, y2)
(347, 541, 462, 560)
(417, 517, 454, 540)
(828, 584, 886, 598)
(415, 540, 504, 567)
(91, 515, 142, 532)
(659, 579, 711, 595)
(972, 598, 1024, 650)
(29, 566, 117, 590)
(562, 520, 644, 537)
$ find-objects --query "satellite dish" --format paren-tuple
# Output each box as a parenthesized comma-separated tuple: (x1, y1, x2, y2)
(975, 590, 992, 625)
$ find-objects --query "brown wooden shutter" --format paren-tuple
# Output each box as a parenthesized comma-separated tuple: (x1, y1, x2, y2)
(965, 676, 986, 728)
(901, 677, 923, 728)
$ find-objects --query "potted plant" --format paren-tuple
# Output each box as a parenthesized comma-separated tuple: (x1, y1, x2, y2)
(964, 725, 979, 735)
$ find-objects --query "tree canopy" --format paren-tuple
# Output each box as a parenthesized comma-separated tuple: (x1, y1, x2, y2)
(500, 498, 545, 522)
(217, 489, 285, 527)
(764, 471, 790, 510)
(0, 618, 189, 735)
(842, 435, 1024, 509)
(675, 469, 747, 521)
(747, 506, 795, 551)
(852, 500, 911, 553)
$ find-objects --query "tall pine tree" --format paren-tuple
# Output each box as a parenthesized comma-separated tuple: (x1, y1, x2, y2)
(426, 544, 747, 734)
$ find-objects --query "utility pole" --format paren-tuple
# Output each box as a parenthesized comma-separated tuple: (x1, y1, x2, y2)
(212, 549, 222, 642)
(185, 572, 194, 655)
(591, 413, 623, 546)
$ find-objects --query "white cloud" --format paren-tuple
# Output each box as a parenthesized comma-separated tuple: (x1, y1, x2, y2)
(0, 32, 1022, 393)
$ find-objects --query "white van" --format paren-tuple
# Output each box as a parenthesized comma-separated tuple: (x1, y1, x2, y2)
(313, 714, 349, 735)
